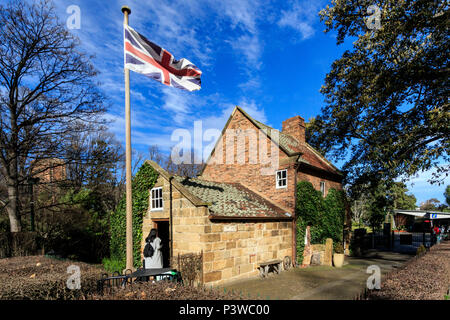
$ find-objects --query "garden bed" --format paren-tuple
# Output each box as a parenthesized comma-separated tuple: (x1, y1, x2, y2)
(0, 255, 103, 300)
(0, 256, 247, 300)
(368, 241, 450, 300)
(91, 281, 247, 300)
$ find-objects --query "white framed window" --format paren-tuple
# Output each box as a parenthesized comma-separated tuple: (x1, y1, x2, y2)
(276, 169, 287, 189)
(320, 181, 326, 196)
(150, 187, 163, 211)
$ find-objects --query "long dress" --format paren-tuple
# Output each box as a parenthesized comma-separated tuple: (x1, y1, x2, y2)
(144, 237, 163, 269)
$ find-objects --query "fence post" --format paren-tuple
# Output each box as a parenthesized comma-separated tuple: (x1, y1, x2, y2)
(391, 230, 395, 249)
(371, 233, 375, 249)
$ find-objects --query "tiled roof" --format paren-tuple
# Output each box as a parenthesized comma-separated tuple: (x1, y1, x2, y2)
(173, 176, 291, 219)
(253, 119, 301, 155)
(250, 112, 341, 176)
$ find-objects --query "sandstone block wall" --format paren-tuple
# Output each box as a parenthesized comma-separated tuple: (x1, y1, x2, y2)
(202, 220, 293, 286)
(142, 174, 294, 286)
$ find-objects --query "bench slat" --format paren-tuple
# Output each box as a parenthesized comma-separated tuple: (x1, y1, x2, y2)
(259, 260, 282, 267)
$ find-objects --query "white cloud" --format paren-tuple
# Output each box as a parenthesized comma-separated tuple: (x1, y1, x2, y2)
(228, 34, 262, 70)
(216, 0, 260, 34)
(237, 99, 268, 124)
(277, 1, 323, 40)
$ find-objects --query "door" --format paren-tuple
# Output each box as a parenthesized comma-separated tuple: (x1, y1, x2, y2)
(155, 221, 170, 268)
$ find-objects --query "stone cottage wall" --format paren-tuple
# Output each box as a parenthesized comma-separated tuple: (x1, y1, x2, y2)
(142, 175, 208, 260)
(202, 220, 293, 286)
(142, 173, 294, 287)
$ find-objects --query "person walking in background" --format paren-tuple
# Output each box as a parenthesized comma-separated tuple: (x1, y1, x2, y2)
(143, 228, 163, 269)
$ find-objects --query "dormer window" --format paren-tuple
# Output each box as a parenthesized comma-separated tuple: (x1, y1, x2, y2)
(276, 169, 287, 189)
(150, 187, 163, 210)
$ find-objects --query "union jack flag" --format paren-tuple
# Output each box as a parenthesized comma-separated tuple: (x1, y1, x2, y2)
(124, 25, 202, 91)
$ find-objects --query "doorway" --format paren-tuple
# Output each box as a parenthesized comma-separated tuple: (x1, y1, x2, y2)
(155, 220, 170, 268)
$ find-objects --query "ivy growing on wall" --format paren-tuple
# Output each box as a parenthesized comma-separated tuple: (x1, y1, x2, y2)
(296, 181, 346, 265)
(107, 162, 159, 271)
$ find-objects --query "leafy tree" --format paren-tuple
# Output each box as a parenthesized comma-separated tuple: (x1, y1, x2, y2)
(0, 0, 105, 232)
(368, 195, 388, 231)
(32, 131, 124, 262)
(420, 198, 440, 210)
(308, 0, 449, 198)
(391, 182, 417, 210)
(445, 185, 450, 207)
(351, 181, 415, 230)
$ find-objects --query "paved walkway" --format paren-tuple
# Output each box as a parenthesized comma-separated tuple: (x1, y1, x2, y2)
(219, 250, 414, 300)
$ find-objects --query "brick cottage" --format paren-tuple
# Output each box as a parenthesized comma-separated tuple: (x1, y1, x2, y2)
(142, 106, 345, 286)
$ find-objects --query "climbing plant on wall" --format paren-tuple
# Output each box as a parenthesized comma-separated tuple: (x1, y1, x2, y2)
(296, 181, 346, 265)
(107, 162, 159, 271)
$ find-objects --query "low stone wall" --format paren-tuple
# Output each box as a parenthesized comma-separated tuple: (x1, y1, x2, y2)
(306, 239, 333, 266)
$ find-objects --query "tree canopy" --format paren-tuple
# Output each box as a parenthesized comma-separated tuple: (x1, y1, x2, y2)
(445, 185, 450, 207)
(308, 0, 449, 198)
(0, 0, 106, 231)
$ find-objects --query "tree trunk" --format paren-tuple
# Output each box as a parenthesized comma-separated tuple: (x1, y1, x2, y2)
(6, 179, 21, 232)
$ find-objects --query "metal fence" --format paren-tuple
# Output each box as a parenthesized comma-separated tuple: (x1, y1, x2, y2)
(362, 231, 436, 253)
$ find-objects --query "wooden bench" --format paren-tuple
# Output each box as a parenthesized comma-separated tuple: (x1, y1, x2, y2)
(258, 259, 282, 278)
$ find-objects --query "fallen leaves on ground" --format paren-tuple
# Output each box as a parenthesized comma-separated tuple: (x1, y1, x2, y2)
(369, 241, 450, 300)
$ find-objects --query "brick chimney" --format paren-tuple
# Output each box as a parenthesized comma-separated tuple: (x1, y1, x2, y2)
(282, 115, 305, 144)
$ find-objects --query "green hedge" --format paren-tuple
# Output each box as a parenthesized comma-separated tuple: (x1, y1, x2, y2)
(296, 181, 346, 265)
(108, 162, 159, 271)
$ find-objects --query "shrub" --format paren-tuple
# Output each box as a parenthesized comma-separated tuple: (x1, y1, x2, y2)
(323, 189, 346, 243)
(334, 242, 344, 254)
(416, 244, 426, 256)
(109, 162, 159, 269)
(0, 232, 40, 258)
(296, 181, 346, 264)
(102, 257, 126, 273)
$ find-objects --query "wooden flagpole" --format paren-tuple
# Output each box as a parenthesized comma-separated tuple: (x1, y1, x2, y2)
(121, 6, 133, 271)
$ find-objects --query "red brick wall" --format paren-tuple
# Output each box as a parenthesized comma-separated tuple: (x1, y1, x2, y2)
(201, 109, 296, 212)
(201, 108, 343, 212)
(297, 170, 342, 198)
(282, 115, 305, 144)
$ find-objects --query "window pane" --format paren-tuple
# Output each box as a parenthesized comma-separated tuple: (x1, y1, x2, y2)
(159, 199, 163, 208)
(282, 170, 286, 178)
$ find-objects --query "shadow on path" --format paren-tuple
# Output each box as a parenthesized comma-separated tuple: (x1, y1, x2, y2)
(219, 250, 414, 300)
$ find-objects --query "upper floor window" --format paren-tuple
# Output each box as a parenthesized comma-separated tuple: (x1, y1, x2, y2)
(276, 169, 287, 189)
(150, 187, 163, 210)
(320, 181, 326, 196)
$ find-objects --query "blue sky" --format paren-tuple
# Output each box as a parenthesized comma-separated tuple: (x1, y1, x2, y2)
(48, 0, 447, 205)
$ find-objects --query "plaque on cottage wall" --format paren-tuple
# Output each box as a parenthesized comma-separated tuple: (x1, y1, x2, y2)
(224, 225, 237, 232)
